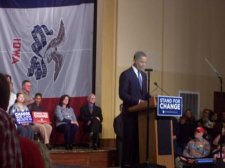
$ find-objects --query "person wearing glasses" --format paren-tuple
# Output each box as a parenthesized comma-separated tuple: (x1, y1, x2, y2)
(80, 93, 103, 150)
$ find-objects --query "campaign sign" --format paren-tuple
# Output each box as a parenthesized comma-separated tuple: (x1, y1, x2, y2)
(32, 111, 50, 124)
(14, 111, 33, 124)
(157, 95, 182, 117)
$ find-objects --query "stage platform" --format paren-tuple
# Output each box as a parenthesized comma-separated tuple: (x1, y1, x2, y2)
(50, 147, 117, 168)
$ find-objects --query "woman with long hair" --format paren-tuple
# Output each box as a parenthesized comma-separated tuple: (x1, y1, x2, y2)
(55, 94, 79, 150)
(9, 92, 34, 140)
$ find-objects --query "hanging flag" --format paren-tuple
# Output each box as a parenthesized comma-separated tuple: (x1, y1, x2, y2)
(0, 0, 94, 98)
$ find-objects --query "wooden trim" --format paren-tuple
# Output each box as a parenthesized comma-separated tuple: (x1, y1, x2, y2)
(99, 138, 116, 149)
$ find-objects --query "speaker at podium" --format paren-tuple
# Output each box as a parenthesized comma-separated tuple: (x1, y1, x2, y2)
(128, 96, 174, 168)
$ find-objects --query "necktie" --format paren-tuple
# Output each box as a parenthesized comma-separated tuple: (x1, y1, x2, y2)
(138, 71, 142, 89)
(89, 105, 93, 114)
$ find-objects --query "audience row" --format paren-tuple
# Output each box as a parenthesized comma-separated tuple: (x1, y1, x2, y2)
(174, 109, 225, 168)
(1, 73, 104, 167)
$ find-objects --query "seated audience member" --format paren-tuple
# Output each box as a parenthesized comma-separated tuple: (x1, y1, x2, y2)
(177, 109, 196, 152)
(198, 109, 214, 129)
(113, 104, 123, 166)
(5, 74, 16, 112)
(209, 110, 218, 126)
(0, 73, 23, 168)
(29, 93, 52, 149)
(9, 92, 34, 140)
(212, 111, 225, 164)
(212, 112, 225, 146)
(175, 126, 210, 168)
(208, 111, 218, 140)
(198, 109, 215, 142)
(55, 94, 79, 150)
(213, 127, 225, 146)
(21, 80, 34, 106)
(80, 93, 103, 149)
(213, 145, 225, 162)
(171, 116, 179, 158)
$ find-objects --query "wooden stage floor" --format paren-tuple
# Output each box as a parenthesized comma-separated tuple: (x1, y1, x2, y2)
(50, 147, 117, 168)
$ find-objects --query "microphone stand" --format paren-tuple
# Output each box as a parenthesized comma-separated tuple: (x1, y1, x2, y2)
(205, 58, 224, 165)
(145, 69, 152, 162)
(218, 77, 224, 165)
(154, 82, 170, 96)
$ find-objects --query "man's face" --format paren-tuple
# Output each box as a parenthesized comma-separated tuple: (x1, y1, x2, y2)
(23, 82, 32, 92)
(134, 56, 147, 71)
(35, 95, 42, 104)
(194, 131, 203, 139)
(185, 110, 192, 118)
(88, 94, 96, 104)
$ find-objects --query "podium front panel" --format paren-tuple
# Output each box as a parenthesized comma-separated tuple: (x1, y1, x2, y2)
(157, 118, 172, 155)
(138, 111, 174, 168)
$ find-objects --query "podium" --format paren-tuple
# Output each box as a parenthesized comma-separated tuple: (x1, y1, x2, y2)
(128, 97, 174, 168)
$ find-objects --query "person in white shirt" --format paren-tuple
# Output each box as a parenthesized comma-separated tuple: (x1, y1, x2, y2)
(5, 74, 17, 112)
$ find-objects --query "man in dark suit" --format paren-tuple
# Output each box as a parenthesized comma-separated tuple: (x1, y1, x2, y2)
(113, 104, 123, 167)
(80, 93, 103, 149)
(119, 51, 148, 167)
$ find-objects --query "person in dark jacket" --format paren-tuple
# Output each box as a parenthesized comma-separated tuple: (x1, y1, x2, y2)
(80, 93, 103, 149)
(119, 51, 148, 167)
(113, 104, 123, 166)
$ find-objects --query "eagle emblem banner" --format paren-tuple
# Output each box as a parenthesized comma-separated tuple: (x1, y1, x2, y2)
(0, 0, 94, 98)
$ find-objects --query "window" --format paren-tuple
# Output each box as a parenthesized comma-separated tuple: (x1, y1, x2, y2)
(179, 91, 200, 119)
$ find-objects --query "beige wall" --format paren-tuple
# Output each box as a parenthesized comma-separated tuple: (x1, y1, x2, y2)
(96, 0, 117, 139)
(97, 0, 225, 139)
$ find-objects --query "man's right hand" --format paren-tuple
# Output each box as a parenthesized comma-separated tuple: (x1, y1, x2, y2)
(138, 99, 147, 104)
(87, 120, 91, 126)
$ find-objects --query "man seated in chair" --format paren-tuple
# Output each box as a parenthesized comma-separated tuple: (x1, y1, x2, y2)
(80, 93, 103, 149)
(175, 126, 210, 168)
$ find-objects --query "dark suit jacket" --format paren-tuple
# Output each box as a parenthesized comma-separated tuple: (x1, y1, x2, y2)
(113, 113, 123, 139)
(119, 67, 148, 110)
(80, 104, 103, 123)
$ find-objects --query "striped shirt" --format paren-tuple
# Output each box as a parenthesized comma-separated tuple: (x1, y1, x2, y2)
(0, 108, 23, 167)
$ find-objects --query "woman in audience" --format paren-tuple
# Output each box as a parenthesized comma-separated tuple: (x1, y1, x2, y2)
(55, 94, 79, 150)
(177, 109, 197, 152)
(0, 73, 23, 167)
(5, 74, 16, 112)
(9, 92, 34, 140)
(29, 93, 52, 150)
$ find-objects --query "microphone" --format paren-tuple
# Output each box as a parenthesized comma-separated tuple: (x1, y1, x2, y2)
(145, 68, 153, 72)
(153, 81, 170, 96)
(205, 57, 222, 79)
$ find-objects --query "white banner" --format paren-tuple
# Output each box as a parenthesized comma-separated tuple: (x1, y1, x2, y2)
(0, 3, 94, 97)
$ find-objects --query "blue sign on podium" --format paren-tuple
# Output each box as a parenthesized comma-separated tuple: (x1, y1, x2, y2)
(157, 95, 182, 117)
